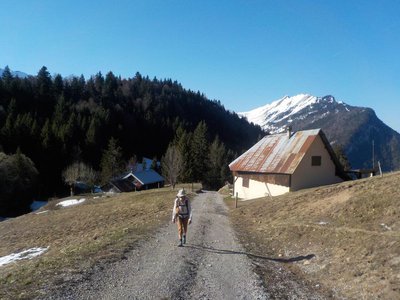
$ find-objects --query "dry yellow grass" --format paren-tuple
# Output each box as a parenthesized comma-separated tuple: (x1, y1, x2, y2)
(229, 172, 400, 299)
(0, 184, 200, 300)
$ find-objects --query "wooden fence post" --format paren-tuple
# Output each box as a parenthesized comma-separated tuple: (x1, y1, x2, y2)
(265, 183, 273, 200)
(235, 192, 238, 208)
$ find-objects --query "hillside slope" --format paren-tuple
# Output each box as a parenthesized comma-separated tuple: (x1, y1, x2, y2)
(230, 172, 400, 299)
(0, 187, 190, 299)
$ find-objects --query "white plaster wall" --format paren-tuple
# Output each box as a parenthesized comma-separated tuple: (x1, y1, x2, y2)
(291, 135, 343, 191)
(233, 176, 289, 200)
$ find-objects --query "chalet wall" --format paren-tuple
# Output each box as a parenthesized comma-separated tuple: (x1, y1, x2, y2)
(233, 176, 289, 200)
(291, 135, 343, 191)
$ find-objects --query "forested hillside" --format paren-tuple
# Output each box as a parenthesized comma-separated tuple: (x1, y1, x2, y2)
(0, 66, 264, 215)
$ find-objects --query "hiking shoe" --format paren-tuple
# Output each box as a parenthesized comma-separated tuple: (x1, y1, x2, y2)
(183, 235, 186, 244)
(178, 242, 183, 247)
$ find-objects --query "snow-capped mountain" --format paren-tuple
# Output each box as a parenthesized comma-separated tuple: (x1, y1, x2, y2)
(239, 94, 351, 134)
(239, 94, 400, 172)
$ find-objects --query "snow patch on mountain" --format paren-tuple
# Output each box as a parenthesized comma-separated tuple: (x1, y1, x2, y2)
(239, 94, 348, 133)
(239, 94, 317, 131)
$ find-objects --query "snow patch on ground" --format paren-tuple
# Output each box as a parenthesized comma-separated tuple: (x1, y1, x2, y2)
(56, 198, 86, 207)
(0, 247, 49, 267)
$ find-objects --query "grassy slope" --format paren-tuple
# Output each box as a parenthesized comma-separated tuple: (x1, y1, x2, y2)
(229, 172, 400, 299)
(2, 175, 399, 299)
(0, 185, 199, 300)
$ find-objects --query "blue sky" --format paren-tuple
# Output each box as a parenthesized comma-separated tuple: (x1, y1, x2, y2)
(1, 0, 400, 132)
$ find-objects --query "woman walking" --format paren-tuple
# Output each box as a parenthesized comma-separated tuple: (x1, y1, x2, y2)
(172, 189, 192, 247)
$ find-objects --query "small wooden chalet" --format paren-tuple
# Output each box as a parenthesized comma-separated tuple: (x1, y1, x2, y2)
(102, 157, 164, 193)
(229, 128, 348, 200)
(122, 169, 165, 190)
(102, 178, 136, 193)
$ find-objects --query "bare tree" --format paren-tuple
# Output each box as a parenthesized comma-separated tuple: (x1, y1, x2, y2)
(63, 163, 80, 196)
(85, 166, 98, 193)
(62, 162, 97, 196)
(161, 144, 183, 189)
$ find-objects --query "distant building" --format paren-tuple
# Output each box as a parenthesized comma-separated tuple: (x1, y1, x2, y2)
(229, 128, 348, 200)
(102, 164, 165, 193)
(122, 169, 165, 191)
(102, 178, 136, 193)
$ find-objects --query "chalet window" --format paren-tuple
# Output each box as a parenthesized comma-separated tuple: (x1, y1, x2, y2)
(311, 156, 322, 166)
(242, 177, 249, 188)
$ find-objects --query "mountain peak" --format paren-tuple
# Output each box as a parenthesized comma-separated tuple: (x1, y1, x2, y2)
(239, 94, 324, 132)
(321, 95, 336, 103)
(238, 93, 400, 171)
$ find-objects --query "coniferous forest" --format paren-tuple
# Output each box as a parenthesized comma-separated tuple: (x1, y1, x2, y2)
(0, 66, 264, 216)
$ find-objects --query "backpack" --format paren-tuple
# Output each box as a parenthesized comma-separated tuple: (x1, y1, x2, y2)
(177, 197, 189, 218)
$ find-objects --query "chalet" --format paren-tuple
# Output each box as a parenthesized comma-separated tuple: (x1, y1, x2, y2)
(102, 178, 136, 193)
(229, 128, 348, 200)
(102, 156, 165, 193)
(122, 169, 165, 190)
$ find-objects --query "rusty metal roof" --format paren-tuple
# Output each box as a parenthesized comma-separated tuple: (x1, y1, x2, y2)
(229, 129, 323, 174)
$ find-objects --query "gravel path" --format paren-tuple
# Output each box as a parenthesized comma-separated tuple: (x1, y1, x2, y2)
(46, 191, 268, 299)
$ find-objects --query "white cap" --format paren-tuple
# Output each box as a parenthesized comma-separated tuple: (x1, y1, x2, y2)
(177, 189, 186, 197)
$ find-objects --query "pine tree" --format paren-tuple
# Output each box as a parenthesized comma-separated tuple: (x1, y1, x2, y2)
(103, 71, 118, 107)
(1, 66, 13, 88)
(94, 72, 104, 96)
(100, 137, 125, 184)
(174, 126, 193, 182)
(36, 66, 54, 117)
(142, 158, 147, 171)
(333, 145, 351, 171)
(53, 74, 64, 96)
(191, 121, 209, 182)
(52, 95, 68, 140)
(151, 156, 159, 172)
(205, 136, 229, 189)
(86, 117, 100, 146)
(41, 119, 52, 149)
(64, 112, 77, 144)
(37, 66, 52, 97)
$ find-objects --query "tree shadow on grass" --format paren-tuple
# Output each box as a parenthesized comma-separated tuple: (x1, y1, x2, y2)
(186, 244, 315, 263)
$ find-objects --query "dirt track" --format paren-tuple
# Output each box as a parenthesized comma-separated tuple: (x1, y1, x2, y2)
(43, 193, 269, 299)
(43, 191, 322, 299)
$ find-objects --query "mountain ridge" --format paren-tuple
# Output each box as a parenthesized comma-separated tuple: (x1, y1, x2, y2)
(239, 94, 400, 171)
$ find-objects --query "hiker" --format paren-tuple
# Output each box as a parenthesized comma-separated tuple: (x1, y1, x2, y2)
(172, 189, 192, 247)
